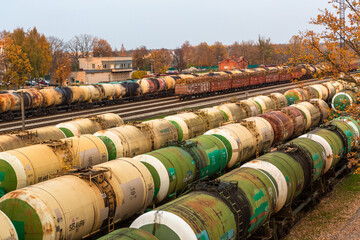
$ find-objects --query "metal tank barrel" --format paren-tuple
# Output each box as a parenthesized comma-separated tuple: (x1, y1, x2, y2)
(0, 210, 18, 240)
(0, 134, 108, 194)
(56, 113, 123, 137)
(97, 228, 159, 240)
(0, 158, 154, 240)
(249, 95, 276, 113)
(164, 112, 207, 141)
(134, 135, 228, 203)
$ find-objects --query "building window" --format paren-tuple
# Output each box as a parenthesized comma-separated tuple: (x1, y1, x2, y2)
(92, 64, 95, 69)
(103, 64, 107, 69)
(128, 63, 131, 68)
(110, 64, 114, 69)
(115, 64, 120, 69)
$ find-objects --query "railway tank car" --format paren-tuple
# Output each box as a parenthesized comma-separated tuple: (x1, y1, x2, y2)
(0, 113, 123, 152)
(55, 113, 123, 137)
(0, 210, 18, 240)
(0, 134, 108, 194)
(0, 62, 352, 120)
(0, 159, 154, 240)
(129, 117, 358, 240)
(0, 82, 334, 195)
(0, 109, 346, 240)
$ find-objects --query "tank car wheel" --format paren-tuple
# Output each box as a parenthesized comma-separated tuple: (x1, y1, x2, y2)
(48, 108, 57, 114)
(1, 112, 14, 121)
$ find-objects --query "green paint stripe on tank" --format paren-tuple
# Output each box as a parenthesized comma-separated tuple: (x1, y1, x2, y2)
(197, 230, 210, 240)
(58, 127, 74, 137)
(168, 168, 176, 181)
(248, 201, 269, 232)
(254, 101, 263, 113)
(0, 198, 43, 240)
(97, 135, 117, 160)
(312, 153, 319, 161)
(12, 221, 25, 240)
(219, 110, 229, 122)
(140, 224, 181, 240)
(199, 149, 226, 178)
(169, 120, 183, 141)
(314, 161, 322, 172)
(212, 134, 232, 164)
(253, 190, 264, 201)
(296, 109, 308, 126)
(220, 229, 234, 240)
(286, 97, 297, 105)
(285, 175, 290, 183)
(141, 162, 160, 199)
(0, 160, 17, 194)
(97, 228, 159, 240)
(250, 201, 269, 220)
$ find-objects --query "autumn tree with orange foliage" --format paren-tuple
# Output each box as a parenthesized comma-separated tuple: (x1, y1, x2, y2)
(48, 36, 71, 86)
(286, 1, 360, 82)
(211, 41, 228, 65)
(149, 49, 171, 74)
(93, 38, 112, 57)
(119, 44, 128, 57)
(285, 0, 360, 170)
(4, 27, 51, 80)
(132, 46, 150, 71)
(0, 36, 32, 87)
(194, 42, 213, 67)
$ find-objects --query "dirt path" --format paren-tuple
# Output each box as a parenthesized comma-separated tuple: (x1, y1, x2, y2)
(284, 174, 360, 240)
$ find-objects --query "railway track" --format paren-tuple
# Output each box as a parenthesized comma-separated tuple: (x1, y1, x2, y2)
(0, 78, 327, 132)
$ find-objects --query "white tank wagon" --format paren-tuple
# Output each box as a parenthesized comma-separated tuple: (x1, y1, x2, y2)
(56, 113, 123, 137)
(95, 119, 178, 160)
(0, 159, 154, 240)
(0, 135, 108, 194)
(0, 210, 18, 240)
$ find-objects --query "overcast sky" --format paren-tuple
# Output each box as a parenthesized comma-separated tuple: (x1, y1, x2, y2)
(1, 0, 331, 49)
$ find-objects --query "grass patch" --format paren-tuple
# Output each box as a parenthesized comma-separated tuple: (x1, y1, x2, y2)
(341, 174, 360, 192)
(285, 172, 360, 240)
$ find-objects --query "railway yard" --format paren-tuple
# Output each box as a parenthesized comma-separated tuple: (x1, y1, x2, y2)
(0, 65, 359, 240)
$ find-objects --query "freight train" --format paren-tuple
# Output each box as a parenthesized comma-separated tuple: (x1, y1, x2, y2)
(0, 114, 357, 240)
(0, 78, 341, 155)
(0, 78, 337, 196)
(0, 79, 345, 197)
(174, 63, 359, 100)
(0, 113, 123, 152)
(0, 93, 338, 239)
(0, 77, 176, 121)
(127, 116, 359, 240)
(0, 63, 353, 121)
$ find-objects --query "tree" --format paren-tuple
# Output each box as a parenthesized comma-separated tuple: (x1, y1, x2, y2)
(132, 46, 150, 70)
(119, 44, 127, 57)
(149, 49, 171, 74)
(24, 27, 52, 79)
(93, 38, 112, 57)
(131, 70, 147, 79)
(211, 41, 228, 65)
(228, 41, 259, 64)
(181, 41, 195, 67)
(5, 27, 51, 79)
(257, 35, 274, 64)
(54, 54, 71, 86)
(285, 0, 360, 170)
(194, 42, 214, 67)
(171, 47, 186, 71)
(47, 36, 71, 86)
(67, 34, 95, 70)
(0, 36, 32, 87)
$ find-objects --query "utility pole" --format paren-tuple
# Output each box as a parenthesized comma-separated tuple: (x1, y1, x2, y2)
(20, 91, 25, 131)
(336, 0, 346, 48)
